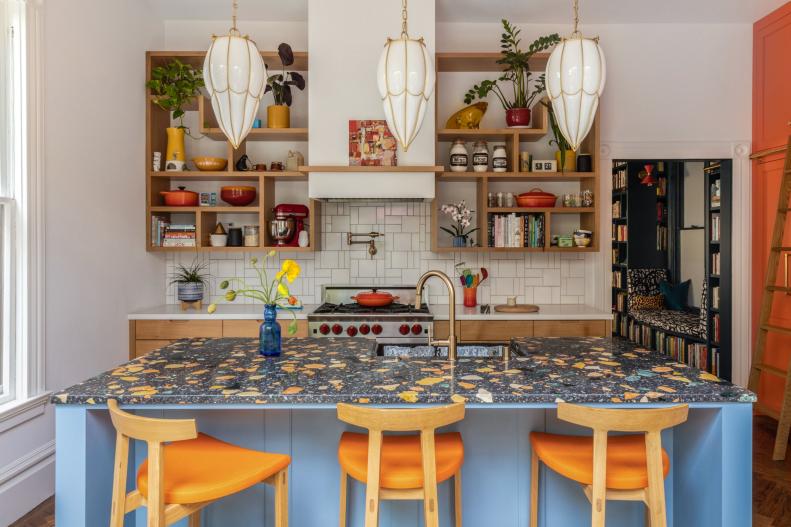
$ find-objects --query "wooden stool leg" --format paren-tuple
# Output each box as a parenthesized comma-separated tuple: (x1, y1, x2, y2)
(339, 470, 348, 527)
(110, 434, 130, 527)
(454, 470, 462, 527)
(590, 431, 607, 527)
(530, 451, 539, 527)
(189, 511, 201, 527)
(645, 432, 667, 527)
(274, 468, 289, 527)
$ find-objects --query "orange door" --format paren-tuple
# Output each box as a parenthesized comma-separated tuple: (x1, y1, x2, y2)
(753, 1, 791, 411)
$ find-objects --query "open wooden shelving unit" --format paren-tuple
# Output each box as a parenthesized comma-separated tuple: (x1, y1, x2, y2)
(145, 50, 319, 253)
(431, 51, 600, 253)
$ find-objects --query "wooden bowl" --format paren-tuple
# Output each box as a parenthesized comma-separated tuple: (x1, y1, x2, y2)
(192, 157, 228, 171)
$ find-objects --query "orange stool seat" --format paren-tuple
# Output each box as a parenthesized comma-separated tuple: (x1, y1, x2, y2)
(338, 431, 464, 490)
(530, 432, 670, 490)
(137, 433, 291, 504)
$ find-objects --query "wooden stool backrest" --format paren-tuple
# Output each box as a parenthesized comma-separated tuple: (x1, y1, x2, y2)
(556, 403, 688, 527)
(107, 400, 198, 527)
(337, 403, 465, 526)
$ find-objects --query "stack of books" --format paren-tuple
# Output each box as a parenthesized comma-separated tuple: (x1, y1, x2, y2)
(612, 224, 628, 241)
(488, 213, 545, 248)
(710, 179, 721, 208)
(151, 216, 170, 247)
(712, 252, 721, 274)
(162, 224, 197, 247)
(711, 214, 721, 241)
(712, 285, 720, 310)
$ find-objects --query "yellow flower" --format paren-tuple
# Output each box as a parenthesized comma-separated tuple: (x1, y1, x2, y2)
(276, 259, 301, 283)
(278, 282, 289, 297)
(225, 290, 237, 302)
(207, 304, 217, 314)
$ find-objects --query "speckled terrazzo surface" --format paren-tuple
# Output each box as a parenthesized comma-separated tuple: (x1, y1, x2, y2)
(52, 337, 755, 406)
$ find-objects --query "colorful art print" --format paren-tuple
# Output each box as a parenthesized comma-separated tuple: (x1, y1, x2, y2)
(349, 120, 397, 167)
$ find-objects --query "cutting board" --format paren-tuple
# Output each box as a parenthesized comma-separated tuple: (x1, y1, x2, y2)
(494, 304, 539, 313)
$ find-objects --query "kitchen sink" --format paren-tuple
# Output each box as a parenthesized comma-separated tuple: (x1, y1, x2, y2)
(375, 342, 519, 359)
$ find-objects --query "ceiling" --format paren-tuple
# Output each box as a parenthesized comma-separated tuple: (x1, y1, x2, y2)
(149, 0, 786, 24)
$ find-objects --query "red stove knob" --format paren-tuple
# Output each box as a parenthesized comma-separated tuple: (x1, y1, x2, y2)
(359, 324, 371, 335)
(332, 324, 343, 335)
(319, 323, 330, 335)
(399, 324, 410, 335)
(346, 325, 358, 337)
(372, 324, 383, 335)
(411, 324, 423, 335)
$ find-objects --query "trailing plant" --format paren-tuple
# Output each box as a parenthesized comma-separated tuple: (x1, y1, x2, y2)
(146, 59, 204, 130)
(208, 252, 301, 334)
(541, 100, 573, 172)
(265, 43, 306, 106)
(170, 259, 210, 287)
(440, 201, 479, 239)
(464, 20, 560, 110)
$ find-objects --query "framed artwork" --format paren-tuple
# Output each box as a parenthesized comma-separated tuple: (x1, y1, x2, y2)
(349, 120, 397, 166)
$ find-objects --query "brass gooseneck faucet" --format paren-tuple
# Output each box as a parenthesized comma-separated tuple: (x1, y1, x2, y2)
(415, 270, 458, 361)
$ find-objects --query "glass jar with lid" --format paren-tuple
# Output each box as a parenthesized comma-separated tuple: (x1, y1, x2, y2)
(472, 141, 489, 172)
(449, 139, 469, 172)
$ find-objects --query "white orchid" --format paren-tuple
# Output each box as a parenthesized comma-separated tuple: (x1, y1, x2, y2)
(440, 200, 479, 241)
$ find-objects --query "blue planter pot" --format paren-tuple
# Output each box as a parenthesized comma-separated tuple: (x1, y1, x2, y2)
(259, 304, 282, 357)
(177, 282, 204, 302)
(452, 235, 468, 248)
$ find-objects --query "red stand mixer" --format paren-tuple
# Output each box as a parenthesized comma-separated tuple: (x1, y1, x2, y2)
(270, 204, 309, 247)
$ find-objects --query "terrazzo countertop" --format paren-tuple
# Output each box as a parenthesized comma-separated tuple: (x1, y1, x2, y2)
(52, 337, 755, 406)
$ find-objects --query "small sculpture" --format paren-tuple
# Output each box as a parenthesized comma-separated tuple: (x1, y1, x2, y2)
(445, 102, 488, 129)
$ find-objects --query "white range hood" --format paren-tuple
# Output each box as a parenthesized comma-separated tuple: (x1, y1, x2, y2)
(308, 170, 436, 200)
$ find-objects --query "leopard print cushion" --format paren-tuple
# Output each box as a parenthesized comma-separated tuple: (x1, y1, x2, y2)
(630, 295, 665, 310)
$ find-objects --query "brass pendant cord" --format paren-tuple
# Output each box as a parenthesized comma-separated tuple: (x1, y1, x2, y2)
(571, 0, 581, 38)
(230, 0, 239, 35)
(401, 0, 408, 38)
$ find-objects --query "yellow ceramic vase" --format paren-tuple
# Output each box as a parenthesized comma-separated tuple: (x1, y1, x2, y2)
(555, 149, 577, 172)
(165, 127, 186, 162)
(267, 105, 290, 129)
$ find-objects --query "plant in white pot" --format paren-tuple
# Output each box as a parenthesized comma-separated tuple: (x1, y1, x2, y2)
(170, 260, 210, 308)
(265, 43, 305, 129)
(464, 21, 559, 128)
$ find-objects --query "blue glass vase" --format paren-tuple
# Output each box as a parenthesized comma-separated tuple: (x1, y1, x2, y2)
(259, 304, 282, 357)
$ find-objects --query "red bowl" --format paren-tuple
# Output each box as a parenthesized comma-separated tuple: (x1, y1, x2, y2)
(220, 186, 256, 206)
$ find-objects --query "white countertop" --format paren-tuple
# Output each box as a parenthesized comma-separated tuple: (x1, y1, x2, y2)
(429, 304, 612, 321)
(129, 303, 611, 321)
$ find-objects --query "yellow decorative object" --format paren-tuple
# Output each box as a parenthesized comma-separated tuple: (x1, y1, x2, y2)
(165, 127, 186, 162)
(267, 104, 290, 128)
(554, 149, 576, 172)
(445, 102, 488, 129)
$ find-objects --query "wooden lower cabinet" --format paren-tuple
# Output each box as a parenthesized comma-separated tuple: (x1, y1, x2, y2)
(432, 319, 609, 342)
(130, 319, 308, 358)
(533, 320, 608, 337)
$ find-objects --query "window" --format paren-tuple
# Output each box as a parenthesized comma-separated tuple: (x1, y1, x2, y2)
(0, 0, 43, 411)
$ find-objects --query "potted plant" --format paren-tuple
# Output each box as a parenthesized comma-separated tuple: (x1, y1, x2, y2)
(170, 260, 210, 307)
(464, 21, 559, 128)
(208, 252, 301, 356)
(146, 59, 204, 169)
(542, 101, 575, 172)
(440, 201, 479, 247)
(265, 43, 306, 129)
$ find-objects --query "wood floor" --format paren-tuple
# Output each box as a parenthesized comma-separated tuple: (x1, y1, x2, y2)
(10, 416, 791, 526)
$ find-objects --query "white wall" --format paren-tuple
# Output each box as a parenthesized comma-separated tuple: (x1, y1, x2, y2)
(681, 162, 706, 307)
(0, 1, 165, 523)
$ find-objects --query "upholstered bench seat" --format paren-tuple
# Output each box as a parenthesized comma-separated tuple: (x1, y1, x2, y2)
(629, 308, 706, 339)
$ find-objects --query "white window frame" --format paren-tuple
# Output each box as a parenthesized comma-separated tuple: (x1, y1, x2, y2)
(0, 0, 46, 419)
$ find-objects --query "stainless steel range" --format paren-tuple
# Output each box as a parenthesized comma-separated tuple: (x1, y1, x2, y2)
(308, 285, 433, 339)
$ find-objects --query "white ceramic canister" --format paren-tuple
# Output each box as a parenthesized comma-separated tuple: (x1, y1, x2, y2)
(449, 139, 469, 172)
(472, 140, 489, 172)
(492, 144, 508, 172)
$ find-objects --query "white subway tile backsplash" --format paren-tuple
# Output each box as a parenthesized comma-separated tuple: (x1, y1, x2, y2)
(165, 201, 589, 306)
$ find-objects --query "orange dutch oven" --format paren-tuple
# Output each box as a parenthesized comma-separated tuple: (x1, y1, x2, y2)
(351, 289, 400, 307)
(160, 186, 199, 207)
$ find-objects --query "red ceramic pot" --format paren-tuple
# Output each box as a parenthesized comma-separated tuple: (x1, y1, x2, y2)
(220, 186, 257, 206)
(516, 188, 558, 208)
(351, 290, 399, 307)
(506, 107, 531, 127)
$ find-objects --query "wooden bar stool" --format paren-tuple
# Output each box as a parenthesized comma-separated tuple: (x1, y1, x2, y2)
(107, 400, 290, 527)
(530, 402, 688, 527)
(336, 402, 465, 527)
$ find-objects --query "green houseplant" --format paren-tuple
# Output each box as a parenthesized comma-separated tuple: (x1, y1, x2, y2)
(170, 260, 210, 305)
(265, 43, 306, 129)
(542, 100, 575, 172)
(464, 20, 559, 128)
(146, 59, 204, 168)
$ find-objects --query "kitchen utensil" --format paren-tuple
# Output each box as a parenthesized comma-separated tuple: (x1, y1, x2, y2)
(192, 156, 228, 171)
(160, 186, 199, 206)
(270, 218, 296, 246)
(220, 186, 257, 206)
(209, 234, 228, 247)
(576, 153, 593, 172)
(494, 304, 539, 313)
(271, 204, 309, 247)
(351, 289, 400, 307)
(235, 154, 253, 171)
(480, 268, 489, 283)
(227, 226, 243, 247)
(255, 163, 267, 171)
(270, 162, 284, 171)
(516, 188, 557, 208)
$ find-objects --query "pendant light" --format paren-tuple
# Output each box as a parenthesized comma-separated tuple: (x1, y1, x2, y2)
(545, 0, 606, 152)
(377, 0, 435, 152)
(203, 0, 267, 149)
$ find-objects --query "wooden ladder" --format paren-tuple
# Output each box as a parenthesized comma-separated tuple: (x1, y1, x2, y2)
(749, 135, 791, 461)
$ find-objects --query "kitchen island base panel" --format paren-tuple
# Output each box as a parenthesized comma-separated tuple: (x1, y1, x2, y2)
(55, 405, 751, 527)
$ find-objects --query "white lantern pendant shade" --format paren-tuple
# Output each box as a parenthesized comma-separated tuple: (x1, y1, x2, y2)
(545, 37, 606, 152)
(203, 32, 267, 149)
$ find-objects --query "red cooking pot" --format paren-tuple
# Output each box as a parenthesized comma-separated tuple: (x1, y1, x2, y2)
(516, 188, 557, 208)
(351, 289, 400, 307)
(160, 186, 199, 207)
